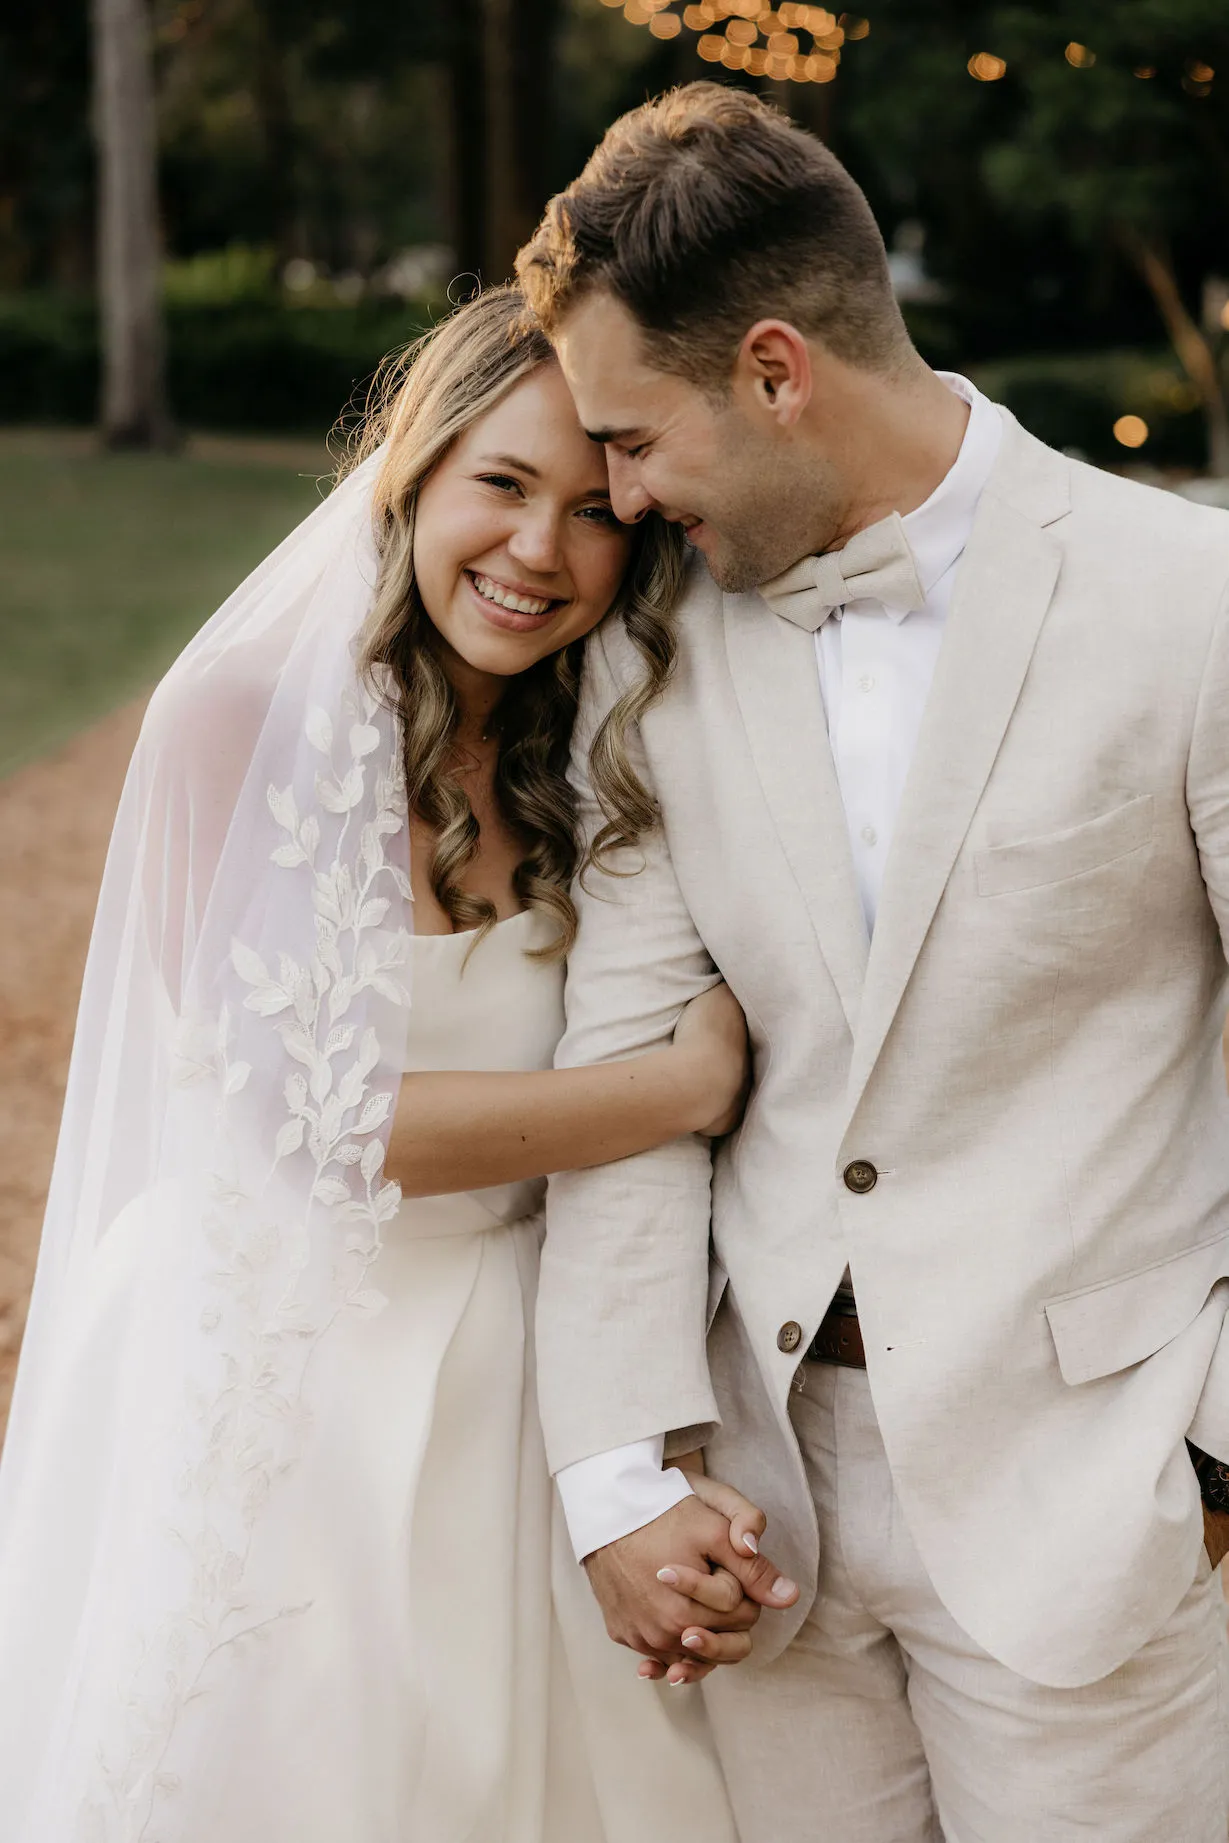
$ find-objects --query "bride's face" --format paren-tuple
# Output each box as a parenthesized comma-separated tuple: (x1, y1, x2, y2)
(413, 360, 633, 679)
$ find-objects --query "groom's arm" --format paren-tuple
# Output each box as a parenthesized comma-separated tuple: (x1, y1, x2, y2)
(537, 624, 722, 1490)
(1187, 574, 1229, 1486)
(539, 626, 799, 1680)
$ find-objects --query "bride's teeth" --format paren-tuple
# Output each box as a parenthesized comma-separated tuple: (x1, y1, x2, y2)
(473, 573, 553, 617)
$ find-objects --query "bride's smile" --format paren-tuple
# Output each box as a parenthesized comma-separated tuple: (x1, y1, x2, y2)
(412, 360, 632, 679)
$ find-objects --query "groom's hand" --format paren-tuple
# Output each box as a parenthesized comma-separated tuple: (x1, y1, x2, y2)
(584, 1495, 798, 1685)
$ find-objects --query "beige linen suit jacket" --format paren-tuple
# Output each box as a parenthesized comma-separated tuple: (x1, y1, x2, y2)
(538, 410, 1229, 1690)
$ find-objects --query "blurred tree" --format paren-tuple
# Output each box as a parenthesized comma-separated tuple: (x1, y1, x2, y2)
(0, 1, 92, 290)
(982, 1, 1229, 472)
(485, 0, 562, 279)
(94, 0, 173, 446)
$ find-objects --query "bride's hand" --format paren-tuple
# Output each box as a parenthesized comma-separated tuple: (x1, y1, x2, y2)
(675, 1455, 767, 1561)
(637, 1456, 777, 1685)
(671, 982, 751, 1138)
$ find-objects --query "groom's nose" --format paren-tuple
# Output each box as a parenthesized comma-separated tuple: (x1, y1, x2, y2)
(606, 453, 654, 525)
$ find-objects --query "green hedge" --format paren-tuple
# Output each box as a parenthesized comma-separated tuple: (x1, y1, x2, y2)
(0, 295, 1212, 470)
(0, 294, 432, 434)
(971, 349, 1207, 470)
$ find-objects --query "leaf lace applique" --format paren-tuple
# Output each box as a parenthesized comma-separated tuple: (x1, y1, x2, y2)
(87, 686, 412, 1839)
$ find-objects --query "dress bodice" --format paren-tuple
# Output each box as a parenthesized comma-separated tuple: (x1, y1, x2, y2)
(395, 907, 565, 1236)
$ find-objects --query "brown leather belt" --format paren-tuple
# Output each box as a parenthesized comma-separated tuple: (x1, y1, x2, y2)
(806, 1303, 867, 1368)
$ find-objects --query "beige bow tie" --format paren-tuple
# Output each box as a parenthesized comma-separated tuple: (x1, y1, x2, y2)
(758, 511, 926, 631)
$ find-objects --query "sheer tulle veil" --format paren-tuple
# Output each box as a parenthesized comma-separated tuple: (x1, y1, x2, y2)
(0, 453, 417, 1838)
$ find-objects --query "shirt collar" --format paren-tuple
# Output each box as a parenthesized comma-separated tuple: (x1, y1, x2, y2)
(892, 373, 1003, 619)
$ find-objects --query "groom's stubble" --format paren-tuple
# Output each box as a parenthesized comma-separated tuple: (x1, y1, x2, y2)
(554, 289, 848, 594)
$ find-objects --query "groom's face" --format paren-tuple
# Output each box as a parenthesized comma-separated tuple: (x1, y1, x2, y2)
(554, 291, 833, 593)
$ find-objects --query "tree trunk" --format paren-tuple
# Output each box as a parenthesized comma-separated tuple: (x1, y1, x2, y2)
(92, 0, 172, 448)
(251, 0, 300, 268)
(484, 0, 560, 283)
(1122, 228, 1229, 478)
(448, 0, 488, 293)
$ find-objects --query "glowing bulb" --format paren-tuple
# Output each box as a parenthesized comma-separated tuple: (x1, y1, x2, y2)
(1113, 415, 1149, 449)
(968, 52, 1007, 81)
(1065, 42, 1096, 69)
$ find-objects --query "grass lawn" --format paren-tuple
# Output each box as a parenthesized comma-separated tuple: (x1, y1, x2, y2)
(0, 429, 330, 775)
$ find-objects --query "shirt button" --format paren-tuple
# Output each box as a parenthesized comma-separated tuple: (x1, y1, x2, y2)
(843, 1160, 879, 1194)
(861, 824, 878, 847)
(777, 1320, 804, 1353)
(858, 674, 876, 692)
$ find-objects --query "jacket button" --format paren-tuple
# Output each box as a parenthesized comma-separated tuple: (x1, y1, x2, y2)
(843, 1159, 879, 1194)
(777, 1320, 803, 1353)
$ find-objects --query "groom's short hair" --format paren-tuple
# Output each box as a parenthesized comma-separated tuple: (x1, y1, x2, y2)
(517, 82, 910, 388)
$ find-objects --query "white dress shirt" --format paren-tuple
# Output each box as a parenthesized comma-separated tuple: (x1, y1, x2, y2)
(555, 375, 1004, 1560)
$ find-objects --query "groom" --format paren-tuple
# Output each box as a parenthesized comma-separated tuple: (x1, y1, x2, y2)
(519, 84, 1229, 1840)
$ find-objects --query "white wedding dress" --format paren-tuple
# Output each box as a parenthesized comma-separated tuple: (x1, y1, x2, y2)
(110, 906, 737, 1841)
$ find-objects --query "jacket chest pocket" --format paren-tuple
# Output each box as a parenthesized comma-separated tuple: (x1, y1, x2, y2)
(974, 794, 1154, 898)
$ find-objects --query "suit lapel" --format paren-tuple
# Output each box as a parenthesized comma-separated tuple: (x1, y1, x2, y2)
(723, 592, 868, 1034)
(845, 434, 1067, 1113)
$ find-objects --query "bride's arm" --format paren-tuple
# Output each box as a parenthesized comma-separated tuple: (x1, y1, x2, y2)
(384, 981, 748, 1196)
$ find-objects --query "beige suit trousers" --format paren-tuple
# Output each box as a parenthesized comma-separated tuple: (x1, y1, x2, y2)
(704, 1365, 1229, 1843)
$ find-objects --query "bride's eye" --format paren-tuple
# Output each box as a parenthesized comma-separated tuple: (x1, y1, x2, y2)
(477, 473, 522, 494)
(578, 503, 620, 527)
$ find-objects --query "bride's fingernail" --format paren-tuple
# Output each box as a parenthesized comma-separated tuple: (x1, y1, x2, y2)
(772, 1576, 797, 1600)
(742, 1532, 759, 1555)
(656, 1567, 680, 1586)
(681, 1633, 703, 1649)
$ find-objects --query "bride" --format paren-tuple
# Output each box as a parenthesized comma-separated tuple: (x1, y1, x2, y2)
(0, 287, 754, 1841)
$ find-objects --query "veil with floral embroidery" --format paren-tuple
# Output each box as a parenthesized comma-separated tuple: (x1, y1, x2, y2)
(0, 455, 416, 1840)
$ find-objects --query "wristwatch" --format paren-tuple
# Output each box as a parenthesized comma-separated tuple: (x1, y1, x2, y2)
(1187, 1441, 1229, 1515)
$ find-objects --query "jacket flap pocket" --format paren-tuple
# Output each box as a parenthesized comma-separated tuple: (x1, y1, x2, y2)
(1044, 1228, 1229, 1385)
(976, 794, 1153, 897)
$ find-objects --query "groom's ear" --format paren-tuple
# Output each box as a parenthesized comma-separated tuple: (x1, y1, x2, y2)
(736, 320, 813, 429)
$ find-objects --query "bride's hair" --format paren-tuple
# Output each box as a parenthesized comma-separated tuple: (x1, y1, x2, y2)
(340, 284, 685, 957)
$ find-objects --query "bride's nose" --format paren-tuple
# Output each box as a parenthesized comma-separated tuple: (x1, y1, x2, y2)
(506, 506, 564, 577)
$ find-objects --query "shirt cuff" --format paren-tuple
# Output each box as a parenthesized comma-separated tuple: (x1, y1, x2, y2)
(555, 1435, 696, 1563)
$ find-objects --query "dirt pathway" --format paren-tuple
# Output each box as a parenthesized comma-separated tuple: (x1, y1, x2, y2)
(0, 698, 147, 1428)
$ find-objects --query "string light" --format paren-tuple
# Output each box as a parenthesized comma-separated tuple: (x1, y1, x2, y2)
(1113, 415, 1149, 449)
(968, 52, 1006, 82)
(1065, 42, 1096, 69)
(598, 0, 868, 82)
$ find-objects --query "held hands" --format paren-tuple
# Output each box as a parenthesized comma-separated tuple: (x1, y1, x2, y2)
(671, 983, 752, 1138)
(583, 1469, 798, 1689)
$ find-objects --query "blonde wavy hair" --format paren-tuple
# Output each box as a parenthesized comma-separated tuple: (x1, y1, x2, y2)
(339, 285, 686, 958)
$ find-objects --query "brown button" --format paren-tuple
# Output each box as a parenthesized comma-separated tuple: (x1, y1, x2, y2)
(843, 1159, 879, 1195)
(777, 1320, 803, 1354)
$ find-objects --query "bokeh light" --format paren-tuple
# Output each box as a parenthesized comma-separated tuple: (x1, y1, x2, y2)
(968, 52, 1007, 82)
(1113, 415, 1149, 449)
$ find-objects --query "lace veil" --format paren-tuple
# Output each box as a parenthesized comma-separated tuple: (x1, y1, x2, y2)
(0, 454, 415, 1838)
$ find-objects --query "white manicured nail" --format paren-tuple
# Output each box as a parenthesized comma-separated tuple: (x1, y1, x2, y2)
(742, 1532, 758, 1555)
